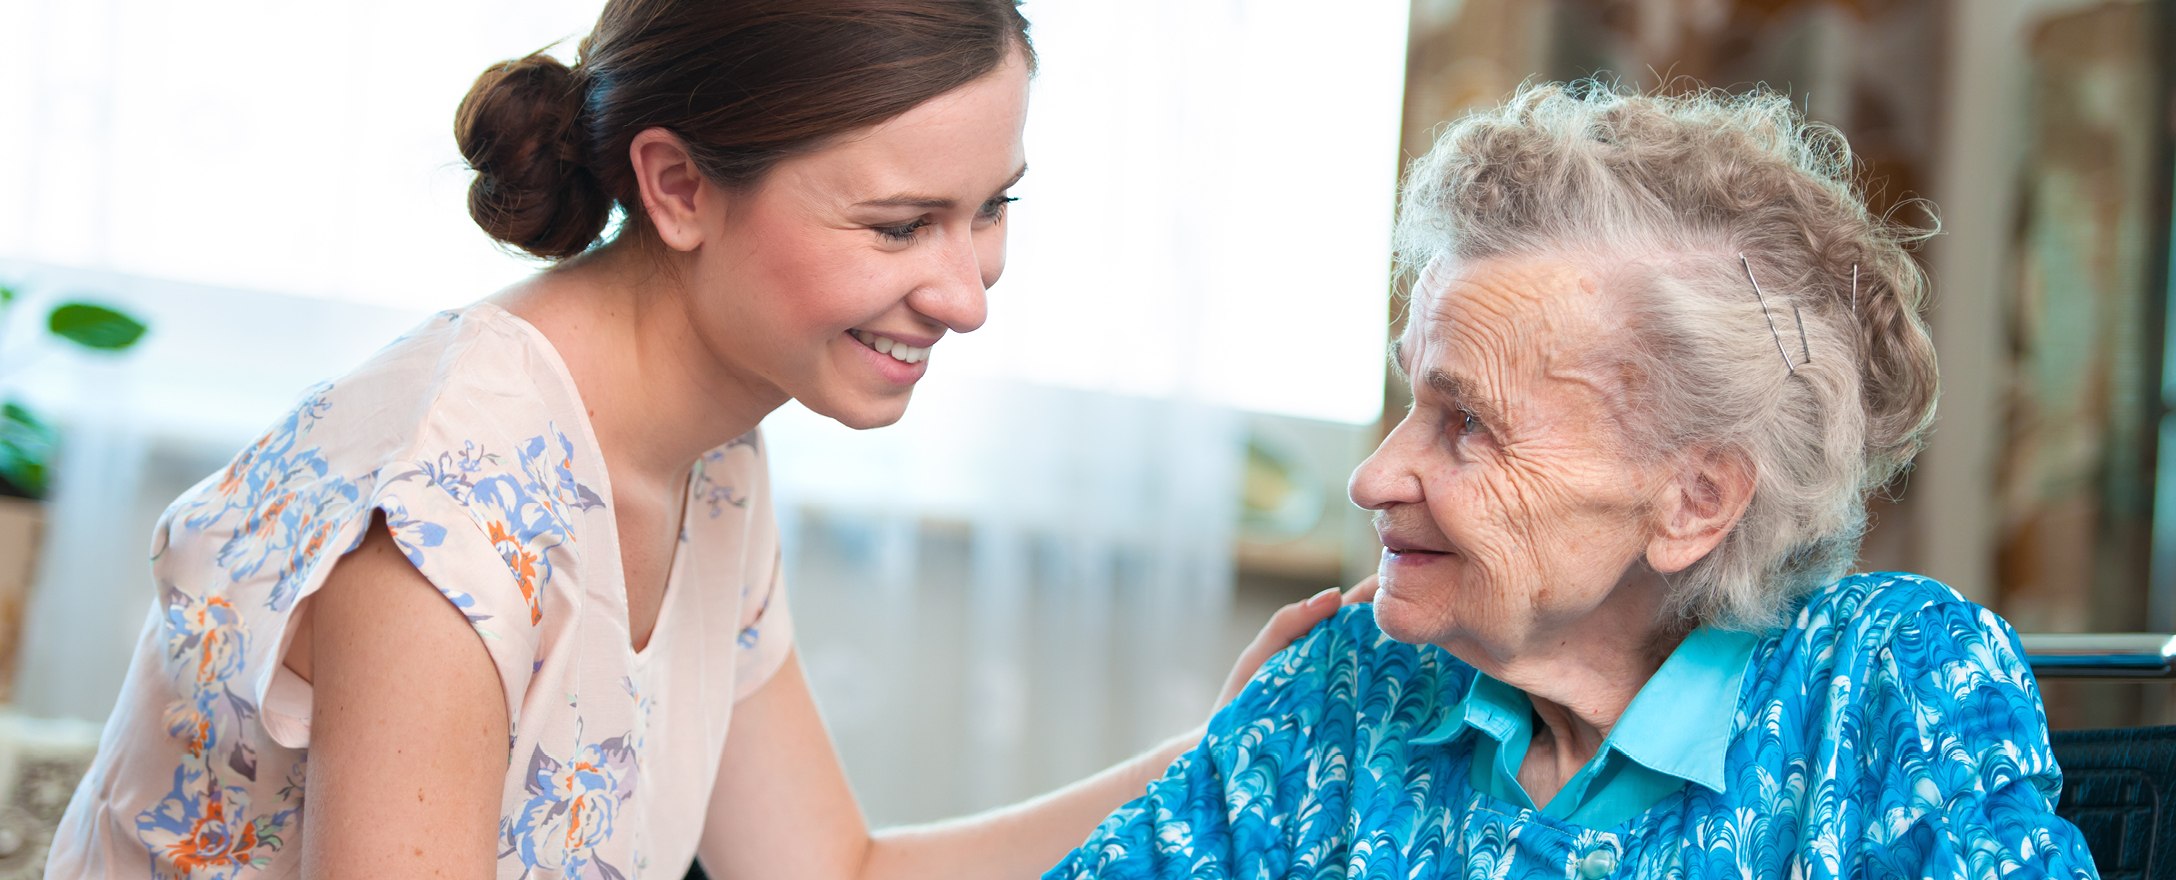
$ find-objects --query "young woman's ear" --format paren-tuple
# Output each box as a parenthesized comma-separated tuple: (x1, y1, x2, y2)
(1645, 448, 1754, 574)
(627, 127, 712, 251)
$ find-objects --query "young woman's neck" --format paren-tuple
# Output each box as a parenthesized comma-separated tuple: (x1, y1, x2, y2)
(496, 237, 787, 488)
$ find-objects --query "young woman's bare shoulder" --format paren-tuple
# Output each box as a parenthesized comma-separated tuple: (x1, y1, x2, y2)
(282, 513, 498, 689)
(298, 512, 510, 875)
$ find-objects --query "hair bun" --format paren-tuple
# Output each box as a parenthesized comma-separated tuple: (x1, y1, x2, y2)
(454, 52, 611, 260)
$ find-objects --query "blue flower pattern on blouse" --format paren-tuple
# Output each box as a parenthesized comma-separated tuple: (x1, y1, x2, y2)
(1047, 573, 2098, 879)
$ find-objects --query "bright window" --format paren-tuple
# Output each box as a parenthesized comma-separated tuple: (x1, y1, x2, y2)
(0, 0, 1407, 424)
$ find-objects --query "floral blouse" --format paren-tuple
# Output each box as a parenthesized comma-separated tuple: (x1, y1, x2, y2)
(52, 303, 795, 879)
(1046, 572, 2099, 879)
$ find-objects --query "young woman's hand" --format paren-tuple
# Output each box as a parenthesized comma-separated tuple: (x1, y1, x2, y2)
(1340, 573, 1380, 606)
(1212, 574, 1378, 710)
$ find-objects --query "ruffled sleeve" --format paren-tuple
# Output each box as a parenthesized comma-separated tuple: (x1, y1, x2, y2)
(244, 429, 603, 750)
(1846, 599, 2099, 878)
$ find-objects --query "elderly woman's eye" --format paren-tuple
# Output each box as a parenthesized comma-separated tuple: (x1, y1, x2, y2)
(1457, 408, 1484, 437)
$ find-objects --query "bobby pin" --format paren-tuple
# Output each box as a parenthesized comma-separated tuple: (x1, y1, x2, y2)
(1792, 304, 1811, 364)
(1738, 254, 1809, 375)
(1850, 263, 1859, 321)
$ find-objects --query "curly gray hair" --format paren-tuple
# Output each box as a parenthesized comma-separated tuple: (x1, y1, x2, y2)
(1394, 82, 1940, 631)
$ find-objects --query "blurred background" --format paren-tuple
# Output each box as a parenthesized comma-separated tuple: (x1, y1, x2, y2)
(0, 0, 2169, 866)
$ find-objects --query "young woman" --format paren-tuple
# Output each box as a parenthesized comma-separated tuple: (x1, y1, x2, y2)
(51, 2, 1350, 877)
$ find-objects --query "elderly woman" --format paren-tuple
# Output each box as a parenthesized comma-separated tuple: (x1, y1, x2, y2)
(1045, 85, 2097, 879)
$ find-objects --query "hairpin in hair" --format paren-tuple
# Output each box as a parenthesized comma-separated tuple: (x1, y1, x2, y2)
(1791, 304, 1811, 364)
(1850, 263, 1859, 321)
(1739, 254, 1809, 375)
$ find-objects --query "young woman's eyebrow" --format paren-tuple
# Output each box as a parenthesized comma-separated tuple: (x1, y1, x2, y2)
(856, 195, 954, 210)
(853, 163, 1028, 210)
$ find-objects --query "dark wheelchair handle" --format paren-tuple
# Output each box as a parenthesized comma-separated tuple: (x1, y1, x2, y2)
(2021, 633, 2176, 679)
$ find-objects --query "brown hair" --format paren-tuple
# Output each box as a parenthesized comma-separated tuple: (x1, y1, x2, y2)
(455, 0, 1034, 260)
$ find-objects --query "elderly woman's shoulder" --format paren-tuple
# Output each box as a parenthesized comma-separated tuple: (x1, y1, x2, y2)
(1761, 570, 2037, 703)
(1230, 604, 1475, 731)
(1785, 570, 2011, 644)
(1796, 569, 1968, 618)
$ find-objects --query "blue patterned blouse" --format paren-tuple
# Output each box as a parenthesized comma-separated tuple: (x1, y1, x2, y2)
(1433, 626, 1759, 830)
(1046, 572, 2099, 879)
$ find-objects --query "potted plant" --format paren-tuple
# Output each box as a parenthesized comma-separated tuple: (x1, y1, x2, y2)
(0, 283, 147, 702)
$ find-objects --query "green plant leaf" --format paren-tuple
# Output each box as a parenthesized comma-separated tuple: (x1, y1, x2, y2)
(0, 401, 54, 499)
(0, 448, 46, 499)
(49, 302, 148, 351)
(1, 401, 49, 430)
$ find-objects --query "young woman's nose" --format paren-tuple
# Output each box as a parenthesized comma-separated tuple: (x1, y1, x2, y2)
(911, 233, 990, 333)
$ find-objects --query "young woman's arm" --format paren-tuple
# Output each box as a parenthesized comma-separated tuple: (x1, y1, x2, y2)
(695, 585, 1359, 880)
(296, 517, 511, 878)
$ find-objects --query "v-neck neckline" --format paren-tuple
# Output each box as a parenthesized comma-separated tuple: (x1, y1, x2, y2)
(474, 301, 695, 660)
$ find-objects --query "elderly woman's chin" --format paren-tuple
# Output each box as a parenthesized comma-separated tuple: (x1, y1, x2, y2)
(1369, 565, 1463, 647)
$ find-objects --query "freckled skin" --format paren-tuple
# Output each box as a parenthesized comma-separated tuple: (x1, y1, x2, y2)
(1350, 256, 1675, 685)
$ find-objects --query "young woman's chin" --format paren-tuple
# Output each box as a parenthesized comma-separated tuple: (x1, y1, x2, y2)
(811, 391, 914, 431)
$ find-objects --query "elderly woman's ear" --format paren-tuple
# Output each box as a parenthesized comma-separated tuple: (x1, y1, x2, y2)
(1644, 450, 1754, 575)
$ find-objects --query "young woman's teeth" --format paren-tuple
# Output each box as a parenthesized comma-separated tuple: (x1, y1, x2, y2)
(852, 330, 930, 364)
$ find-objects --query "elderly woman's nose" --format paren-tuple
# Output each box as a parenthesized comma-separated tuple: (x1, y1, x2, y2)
(1349, 436, 1422, 510)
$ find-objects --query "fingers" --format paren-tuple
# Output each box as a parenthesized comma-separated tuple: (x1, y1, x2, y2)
(1214, 588, 1343, 710)
(1269, 587, 1341, 639)
(1249, 589, 1341, 662)
(1341, 574, 1380, 605)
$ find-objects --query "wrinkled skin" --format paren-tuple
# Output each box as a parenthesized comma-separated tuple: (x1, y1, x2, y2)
(1346, 255, 1736, 735)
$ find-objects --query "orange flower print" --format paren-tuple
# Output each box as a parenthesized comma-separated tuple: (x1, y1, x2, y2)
(179, 383, 343, 544)
(162, 592, 247, 692)
(502, 734, 638, 878)
(191, 598, 246, 687)
(213, 439, 261, 499)
(489, 520, 544, 625)
(247, 494, 291, 543)
(157, 588, 252, 767)
(137, 771, 295, 879)
(165, 806, 259, 873)
(162, 698, 214, 758)
(391, 427, 598, 631)
(296, 513, 322, 553)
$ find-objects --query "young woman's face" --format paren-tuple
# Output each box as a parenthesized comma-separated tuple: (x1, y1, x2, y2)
(687, 48, 1031, 430)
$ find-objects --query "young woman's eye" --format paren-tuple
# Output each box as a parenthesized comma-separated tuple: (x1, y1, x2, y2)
(875, 217, 931, 242)
(977, 195, 1018, 223)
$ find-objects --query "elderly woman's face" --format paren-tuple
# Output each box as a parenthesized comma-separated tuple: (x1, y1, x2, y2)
(1349, 256, 1673, 663)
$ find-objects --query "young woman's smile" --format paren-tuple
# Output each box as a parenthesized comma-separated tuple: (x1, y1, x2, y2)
(671, 50, 1032, 431)
(844, 327, 937, 385)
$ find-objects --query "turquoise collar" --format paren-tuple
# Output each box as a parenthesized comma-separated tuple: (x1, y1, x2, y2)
(1410, 625, 1761, 824)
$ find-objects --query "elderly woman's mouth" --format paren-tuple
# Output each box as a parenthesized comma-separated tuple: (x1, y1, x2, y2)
(1382, 542, 1454, 563)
